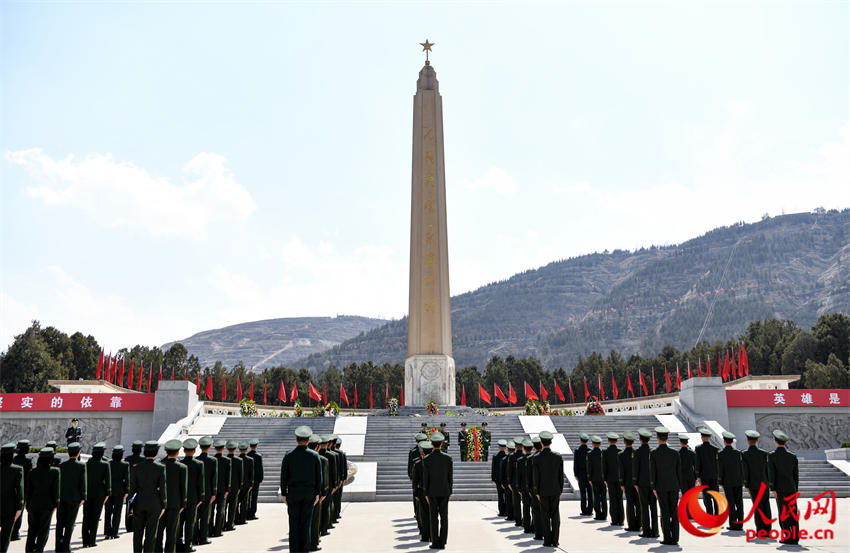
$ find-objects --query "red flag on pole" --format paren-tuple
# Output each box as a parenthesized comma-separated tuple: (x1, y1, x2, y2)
(494, 384, 507, 403)
(170, 367, 174, 381)
(539, 381, 548, 402)
(688, 360, 692, 380)
(137, 361, 144, 391)
(554, 381, 565, 403)
(369, 385, 373, 409)
(611, 374, 618, 400)
(597, 374, 606, 401)
(128, 359, 134, 388)
(723, 351, 730, 382)
(236, 376, 243, 402)
(157, 366, 163, 390)
(479, 384, 492, 405)
(676, 365, 682, 390)
(639, 371, 649, 396)
(277, 380, 286, 403)
(117, 358, 124, 387)
(104, 353, 111, 381)
(354, 384, 358, 408)
(340, 384, 350, 406)
(651, 369, 656, 394)
(96, 349, 104, 379)
(195, 371, 199, 394)
(323, 384, 328, 405)
(263, 381, 267, 404)
(308, 382, 321, 402)
(221, 375, 227, 401)
(184, 370, 187, 382)
(665, 367, 672, 393)
(400, 386, 404, 406)
(583, 377, 590, 401)
(507, 383, 518, 405)
(250, 379, 254, 401)
(147, 366, 152, 393)
(461, 385, 467, 406)
(706, 356, 711, 377)
(205, 375, 213, 400)
(524, 381, 539, 401)
(384, 383, 389, 408)
(742, 342, 749, 375)
(627, 373, 634, 397)
(290, 382, 298, 403)
(569, 378, 575, 403)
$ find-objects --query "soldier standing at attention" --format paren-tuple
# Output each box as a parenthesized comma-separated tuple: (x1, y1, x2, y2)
(324, 436, 340, 529)
(678, 436, 696, 496)
(194, 436, 218, 546)
(694, 427, 720, 515)
(25, 448, 60, 552)
(224, 441, 242, 531)
(55, 442, 86, 553)
(65, 418, 82, 447)
(632, 428, 658, 538)
(619, 432, 641, 532)
(458, 422, 469, 462)
(532, 431, 563, 548)
(10, 439, 32, 542)
(331, 437, 346, 524)
(210, 439, 230, 538)
(602, 432, 624, 526)
(491, 440, 508, 516)
(718, 432, 744, 531)
(157, 439, 188, 553)
(530, 436, 544, 540)
(319, 436, 338, 537)
(280, 426, 321, 553)
(125, 440, 145, 533)
(768, 429, 799, 545)
(129, 441, 166, 553)
(412, 441, 432, 542)
(307, 435, 328, 552)
(0, 443, 24, 553)
(423, 432, 452, 550)
(439, 423, 450, 453)
(519, 438, 534, 535)
(237, 442, 254, 525)
(573, 433, 592, 516)
(82, 442, 111, 547)
(179, 438, 205, 553)
(409, 433, 426, 520)
(45, 441, 62, 468)
(508, 435, 525, 527)
(741, 430, 771, 537)
(104, 444, 129, 539)
(501, 441, 515, 521)
(480, 422, 491, 461)
(650, 427, 680, 546)
(247, 438, 263, 520)
(586, 435, 607, 521)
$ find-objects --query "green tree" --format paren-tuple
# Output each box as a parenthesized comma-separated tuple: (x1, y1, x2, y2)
(802, 354, 850, 388)
(0, 321, 68, 392)
(812, 313, 850, 365)
(781, 332, 817, 375)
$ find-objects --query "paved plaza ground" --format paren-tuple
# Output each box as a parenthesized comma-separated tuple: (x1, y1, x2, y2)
(8, 499, 848, 552)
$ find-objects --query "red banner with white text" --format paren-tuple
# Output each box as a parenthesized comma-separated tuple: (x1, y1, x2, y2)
(0, 393, 155, 412)
(725, 389, 848, 408)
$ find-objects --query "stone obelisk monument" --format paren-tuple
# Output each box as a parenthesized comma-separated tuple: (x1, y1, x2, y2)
(405, 40, 456, 406)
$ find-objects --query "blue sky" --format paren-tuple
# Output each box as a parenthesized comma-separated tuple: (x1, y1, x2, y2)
(2, 1, 848, 352)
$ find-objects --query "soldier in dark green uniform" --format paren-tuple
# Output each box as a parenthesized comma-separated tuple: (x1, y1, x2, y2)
(439, 423, 450, 452)
(694, 427, 720, 515)
(210, 439, 230, 538)
(45, 441, 62, 467)
(82, 441, 111, 547)
(491, 440, 507, 516)
(718, 431, 744, 531)
(501, 441, 515, 521)
(280, 425, 321, 553)
(458, 423, 469, 462)
(179, 438, 205, 553)
(412, 440, 432, 541)
(104, 444, 129, 539)
(125, 440, 145, 533)
(603, 432, 624, 526)
(532, 431, 563, 548)
(318, 436, 337, 537)
(224, 440, 242, 531)
(307, 435, 328, 552)
(768, 429, 799, 545)
(507, 435, 525, 527)
(409, 433, 427, 521)
(519, 438, 534, 534)
(423, 431, 452, 550)
(573, 433, 591, 516)
(0, 443, 24, 553)
(632, 428, 658, 538)
(247, 438, 263, 520)
(10, 439, 32, 542)
(55, 441, 85, 553)
(194, 436, 217, 545)
(65, 419, 82, 447)
(157, 439, 188, 553)
(129, 441, 166, 553)
(480, 422, 491, 461)
(678, 435, 696, 495)
(530, 435, 544, 540)
(25, 448, 60, 552)
(620, 432, 640, 531)
(650, 426, 680, 545)
(741, 430, 771, 537)
(332, 437, 346, 524)
(237, 442, 254, 525)
(587, 435, 606, 521)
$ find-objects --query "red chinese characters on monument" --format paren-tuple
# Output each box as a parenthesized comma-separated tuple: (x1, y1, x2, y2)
(0, 393, 155, 411)
(725, 389, 848, 407)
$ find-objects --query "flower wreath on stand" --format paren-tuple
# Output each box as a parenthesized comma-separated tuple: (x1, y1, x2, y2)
(293, 399, 303, 417)
(325, 401, 340, 416)
(239, 398, 258, 417)
(524, 399, 551, 416)
(388, 398, 399, 416)
(426, 401, 439, 416)
(585, 396, 605, 415)
(465, 426, 486, 462)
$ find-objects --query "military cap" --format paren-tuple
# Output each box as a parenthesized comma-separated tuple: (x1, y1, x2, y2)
(238, 441, 249, 450)
(67, 442, 81, 452)
(772, 429, 789, 443)
(420, 441, 433, 450)
(539, 431, 553, 440)
(71, 418, 79, 422)
(329, 434, 338, 441)
(132, 440, 144, 447)
(199, 436, 213, 447)
(654, 426, 670, 434)
(46, 440, 57, 448)
(249, 438, 259, 446)
(308, 435, 320, 445)
(591, 435, 602, 444)
(498, 439, 508, 446)
(294, 426, 312, 439)
(415, 433, 427, 441)
(145, 440, 160, 448)
(638, 428, 652, 438)
(430, 432, 445, 443)
(679, 435, 690, 442)
(460, 422, 467, 426)
(225, 440, 238, 449)
(182, 438, 199, 450)
(745, 430, 760, 439)
(481, 422, 488, 426)
(579, 432, 589, 441)
(16, 439, 29, 446)
(699, 427, 713, 436)
(144, 441, 160, 454)
(623, 431, 636, 441)
(164, 439, 182, 452)
(213, 438, 226, 448)
(439, 422, 447, 427)
(1, 442, 16, 452)
(606, 432, 619, 440)
(112, 444, 124, 452)
(92, 441, 106, 451)
(522, 438, 533, 448)
(335, 437, 342, 445)
(39, 448, 54, 458)
(722, 431, 735, 440)
(506, 440, 516, 449)
(513, 436, 526, 444)
(531, 435, 542, 444)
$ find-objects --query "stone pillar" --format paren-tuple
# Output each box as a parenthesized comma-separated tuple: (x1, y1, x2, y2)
(151, 380, 198, 439)
(679, 377, 729, 429)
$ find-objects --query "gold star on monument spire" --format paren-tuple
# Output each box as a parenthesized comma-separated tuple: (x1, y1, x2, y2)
(420, 39, 434, 65)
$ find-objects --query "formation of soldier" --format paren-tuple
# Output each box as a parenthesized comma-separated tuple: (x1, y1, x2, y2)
(279, 427, 348, 553)
(0, 435, 264, 553)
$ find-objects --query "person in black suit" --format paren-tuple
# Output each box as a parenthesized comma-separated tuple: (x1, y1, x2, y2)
(741, 430, 772, 537)
(55, 442, 86, 553)
(632, 428, 658, 538)
(423, 432, 453, 550)
(104, 445, 129, 539)
(491, 440, 508, 516)
(718, 431, 744, 531)
(0, 442, 24, 553)
(129, 441, 166, 553)
(768, 429, 799, 545)
(586, 435, 606, 520)
(82, 442, 111, 547)
(695, 427, 720, 515)
(532, 431, 563, 547)
(620, 432, 640, 532)
(458, 423, 469, 462)
(573, 433, 592, 516)
(247, 438, 263, 520)
(25, 448, 60, 552)
(650, 427, 680, 546)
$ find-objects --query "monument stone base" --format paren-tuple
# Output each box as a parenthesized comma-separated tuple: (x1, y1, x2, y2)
(405, 354, 456, 406)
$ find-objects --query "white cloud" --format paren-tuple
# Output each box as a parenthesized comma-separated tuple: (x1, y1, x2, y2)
(209, 265, 261, 304)
(463, 167, 518, 197)
(5, 149, 256, 239)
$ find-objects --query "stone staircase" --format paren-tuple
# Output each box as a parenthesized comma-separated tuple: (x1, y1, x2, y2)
(798, 459, 850, 498)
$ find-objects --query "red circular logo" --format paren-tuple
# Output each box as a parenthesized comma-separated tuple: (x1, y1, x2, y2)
(677, 485, 730, 537)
